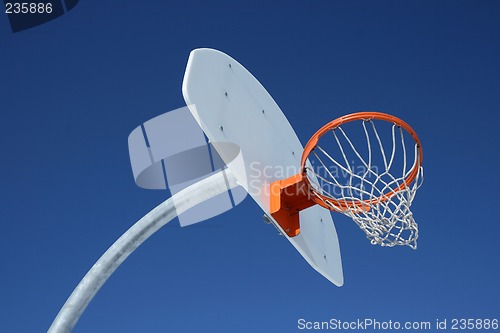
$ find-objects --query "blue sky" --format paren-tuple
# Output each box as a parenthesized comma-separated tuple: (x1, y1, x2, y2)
(1, 1, 499, 332)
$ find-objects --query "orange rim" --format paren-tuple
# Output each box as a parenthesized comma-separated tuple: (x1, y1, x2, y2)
(300, 112, 423, 211)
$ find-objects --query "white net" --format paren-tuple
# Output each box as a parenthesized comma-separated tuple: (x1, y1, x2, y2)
(304, 119, 423, 249)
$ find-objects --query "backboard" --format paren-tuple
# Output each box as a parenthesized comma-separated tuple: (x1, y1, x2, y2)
(182, 48, 343, 286)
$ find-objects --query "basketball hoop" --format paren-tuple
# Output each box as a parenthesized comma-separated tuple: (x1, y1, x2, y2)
(270, 112, 424, 249)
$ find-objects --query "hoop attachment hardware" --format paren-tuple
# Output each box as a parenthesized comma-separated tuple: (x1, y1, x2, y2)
(269, 173, 315, 237)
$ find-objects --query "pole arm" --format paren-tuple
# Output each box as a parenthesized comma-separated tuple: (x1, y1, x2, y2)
(48, 169, 238, 333)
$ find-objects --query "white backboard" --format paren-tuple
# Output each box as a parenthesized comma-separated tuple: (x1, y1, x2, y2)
(182, 48, 343, 286)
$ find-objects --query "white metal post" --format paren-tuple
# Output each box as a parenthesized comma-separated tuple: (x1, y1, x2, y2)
(48, 169, 237, 333)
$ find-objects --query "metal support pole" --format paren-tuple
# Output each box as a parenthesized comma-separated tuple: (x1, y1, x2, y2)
(48, 169, 237, 333)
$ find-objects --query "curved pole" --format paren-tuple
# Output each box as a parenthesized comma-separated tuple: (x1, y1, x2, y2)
(48, 169, 238, 333)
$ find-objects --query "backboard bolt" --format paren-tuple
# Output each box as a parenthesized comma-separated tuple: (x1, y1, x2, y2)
(262, 109, 265, 114)
(228, 63, 232, 68)
(323, 254, 327, 259)
(219, 126, 223, 131)
(224, 92, 228, 96)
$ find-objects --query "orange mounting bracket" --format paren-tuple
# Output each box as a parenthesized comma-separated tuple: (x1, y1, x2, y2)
(269, 173, 317, 237)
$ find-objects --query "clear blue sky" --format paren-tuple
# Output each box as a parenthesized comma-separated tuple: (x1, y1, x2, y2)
(1, 1, 499, 332)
